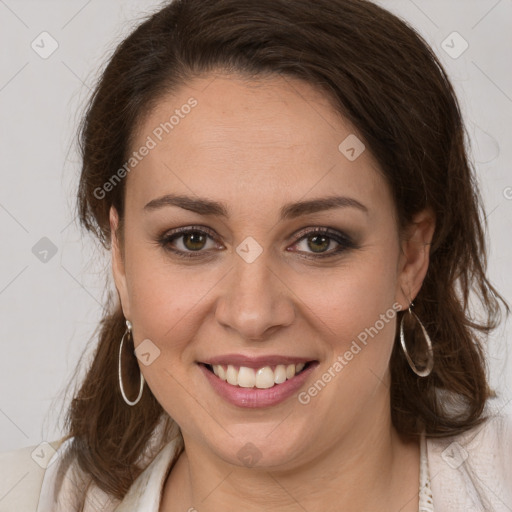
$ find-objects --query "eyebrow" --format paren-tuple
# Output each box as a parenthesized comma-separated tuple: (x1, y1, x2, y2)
(143, 193, 368, 219)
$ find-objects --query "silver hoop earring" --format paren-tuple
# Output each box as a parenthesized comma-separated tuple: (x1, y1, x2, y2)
(399, 303, 434, 377)
(118, 320, 145, 406)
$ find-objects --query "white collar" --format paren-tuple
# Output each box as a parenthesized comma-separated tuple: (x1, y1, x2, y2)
(37, 437, 181, 512)
(114, 439, 180, 512)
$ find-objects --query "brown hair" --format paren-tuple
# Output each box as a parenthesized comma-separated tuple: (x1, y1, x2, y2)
(61, 0, 509, 503)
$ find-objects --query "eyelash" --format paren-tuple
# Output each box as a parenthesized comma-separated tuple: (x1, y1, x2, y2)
(157, 225, 357, 260)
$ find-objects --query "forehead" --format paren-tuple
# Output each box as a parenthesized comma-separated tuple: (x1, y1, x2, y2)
(125, 73, 390, 219)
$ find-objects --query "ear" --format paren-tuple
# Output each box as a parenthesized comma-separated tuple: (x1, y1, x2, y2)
(395, 208, 436, 310)
(110, 206, 131, 319)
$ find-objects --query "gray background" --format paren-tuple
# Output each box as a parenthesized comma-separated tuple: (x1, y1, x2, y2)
(0, 0, 511, 452)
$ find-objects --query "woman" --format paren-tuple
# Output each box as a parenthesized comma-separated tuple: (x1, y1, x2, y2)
(1, 0, 510, 510)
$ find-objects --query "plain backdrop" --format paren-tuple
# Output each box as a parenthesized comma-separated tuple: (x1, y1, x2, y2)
(0, 0, 511, 452)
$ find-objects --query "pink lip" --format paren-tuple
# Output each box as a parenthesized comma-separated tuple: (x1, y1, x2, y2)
(199, 361, 318, 408)
(201, 354, 313, 369)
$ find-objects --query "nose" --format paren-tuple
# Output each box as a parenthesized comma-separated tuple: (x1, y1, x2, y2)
(214, 251, 296, 341)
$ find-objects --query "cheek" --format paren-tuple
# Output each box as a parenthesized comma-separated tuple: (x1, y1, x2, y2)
(296, 242, 400, 369)
(122, 242, 203, 348)
(291, 254, 400, 428)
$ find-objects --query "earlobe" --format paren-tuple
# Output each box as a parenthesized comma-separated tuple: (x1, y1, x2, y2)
(395, 208, 436, 308)
(109, 206, 131, 318)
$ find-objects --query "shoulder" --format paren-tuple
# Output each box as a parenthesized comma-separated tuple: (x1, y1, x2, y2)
(0, 439, 65, 512)
(426, 412, 512, 511)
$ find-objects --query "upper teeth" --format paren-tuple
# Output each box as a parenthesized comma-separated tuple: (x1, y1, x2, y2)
(212, 363, 306, 389)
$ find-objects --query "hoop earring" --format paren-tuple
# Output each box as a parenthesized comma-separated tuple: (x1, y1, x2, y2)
(399, 303, 434, 377)
(118, 320, 145, 406)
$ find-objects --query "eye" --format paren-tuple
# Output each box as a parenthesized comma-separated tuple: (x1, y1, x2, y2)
(158, 225, 357, 260)
(158, 226, 222, 258)
(288, 227, 357, 258)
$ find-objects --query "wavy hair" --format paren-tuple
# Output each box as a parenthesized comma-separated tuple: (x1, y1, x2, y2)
(58, 0, 509, 503)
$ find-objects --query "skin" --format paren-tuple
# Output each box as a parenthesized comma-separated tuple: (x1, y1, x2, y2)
(110, 73, 435, 512)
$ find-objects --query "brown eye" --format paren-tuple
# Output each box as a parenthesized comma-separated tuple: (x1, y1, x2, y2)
(159, 226, 220, 258)
(289, 227, 357, 259)
(306, 234, 331, 253)
(182, 232, 208, 251)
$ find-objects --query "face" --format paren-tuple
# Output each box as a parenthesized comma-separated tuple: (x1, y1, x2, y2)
(111, 73, 434, 470)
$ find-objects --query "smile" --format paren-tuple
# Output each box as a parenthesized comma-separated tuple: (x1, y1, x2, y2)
(198, 356, 319, 408)
(206, 362, 308, 389)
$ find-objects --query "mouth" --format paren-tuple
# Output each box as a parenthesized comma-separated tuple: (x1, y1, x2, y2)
(200, 361, 314, 389)
(198, 354, 319, 408)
